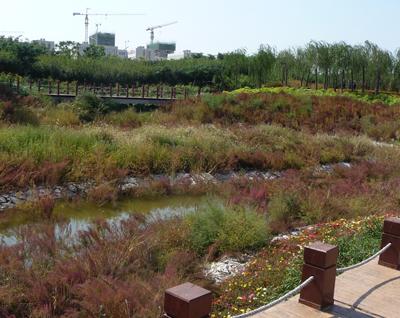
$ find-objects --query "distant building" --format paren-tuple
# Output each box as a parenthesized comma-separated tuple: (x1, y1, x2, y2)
(134, 42, 176, 61)
(117, 49, 128, 59)
(168, 50, 204, 60)
(147, 42, 176, 60)
(136, 46, 146, 59)
(86, 32, 128, 58)
(32, 39, 55, 52)
(183, 50, 192, 58)
(89, 32, 115, 47)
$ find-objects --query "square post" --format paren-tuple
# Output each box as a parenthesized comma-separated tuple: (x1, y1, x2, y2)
(299, 242, 338, 310)
(164, 282, 212, 318)
(379, 218, 400, 269)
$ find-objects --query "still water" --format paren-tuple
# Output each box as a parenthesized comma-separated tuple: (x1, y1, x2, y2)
(0, 195, 207, 245)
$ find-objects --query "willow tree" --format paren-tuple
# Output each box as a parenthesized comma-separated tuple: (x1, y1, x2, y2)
(277, 49, 295, 86)
(249, 45, 276, 87)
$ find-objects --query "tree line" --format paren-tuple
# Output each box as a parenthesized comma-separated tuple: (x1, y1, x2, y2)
(1, 36, 400, 93)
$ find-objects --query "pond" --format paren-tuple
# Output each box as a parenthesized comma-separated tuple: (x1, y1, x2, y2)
(0, 195, 207, 245)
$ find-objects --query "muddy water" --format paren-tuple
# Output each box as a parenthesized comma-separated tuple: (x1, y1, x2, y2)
(0, 195, 207, 245)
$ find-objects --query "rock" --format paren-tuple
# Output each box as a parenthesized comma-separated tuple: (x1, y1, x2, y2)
(67, 184, 78, 193)
(194, 173, 217, 184)
(174, 173, 196, 186)
(204, 256, 250, 284)
(120, 177, 139, 192)
(338, 162, 352, 169)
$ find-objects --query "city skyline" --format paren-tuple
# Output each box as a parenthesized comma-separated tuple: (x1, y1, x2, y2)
(2, 0, 400, 54)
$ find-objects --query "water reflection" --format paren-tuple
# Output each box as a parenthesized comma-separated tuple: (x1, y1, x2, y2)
(0, 195, 206, 245)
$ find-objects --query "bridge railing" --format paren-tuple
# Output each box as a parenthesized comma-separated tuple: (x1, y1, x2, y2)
(161, 217, 400, 318)
(3, 77, 204, 100)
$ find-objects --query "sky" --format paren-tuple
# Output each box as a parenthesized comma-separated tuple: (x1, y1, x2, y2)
(1, 0, 399, 55)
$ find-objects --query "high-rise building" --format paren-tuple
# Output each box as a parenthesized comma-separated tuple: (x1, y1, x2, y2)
(146, 42, 176, 60)
(136, 46, 146, 59)
(32, 39, 55, 52)
(135, 42, 176, 61)
(86, 32, 128, 58)
(89, 32, 115, 47)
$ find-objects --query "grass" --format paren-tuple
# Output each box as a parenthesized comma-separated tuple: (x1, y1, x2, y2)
(231, 86, 400, 106)
(0, 201, 269, 317)
(158, 91, 400, 142)
(0, 123, 380, 191)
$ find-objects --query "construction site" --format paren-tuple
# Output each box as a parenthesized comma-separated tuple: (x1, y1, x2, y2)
(71, 9, 178, 61)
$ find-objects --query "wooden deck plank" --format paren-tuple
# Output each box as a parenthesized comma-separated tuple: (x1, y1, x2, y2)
(253, 259, 400, 318)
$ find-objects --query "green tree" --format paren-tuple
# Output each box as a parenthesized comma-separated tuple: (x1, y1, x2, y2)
(83, 45, 106, 58)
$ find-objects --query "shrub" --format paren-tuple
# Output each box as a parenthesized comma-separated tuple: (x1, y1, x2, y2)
(0, 101, 39, 125)
(41, 103, 80, 126)
(267, 192, 302, 231)
(74, 93, 121, 122)
(103, 109, 143, 129)
(187, 203, 268, 255)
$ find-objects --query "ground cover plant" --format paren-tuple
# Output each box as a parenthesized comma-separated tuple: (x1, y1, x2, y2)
(161, 92, 400, 141)
(212, 215, 385, 317)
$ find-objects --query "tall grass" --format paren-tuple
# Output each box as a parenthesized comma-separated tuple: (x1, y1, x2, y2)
(0, 124, 379, 190)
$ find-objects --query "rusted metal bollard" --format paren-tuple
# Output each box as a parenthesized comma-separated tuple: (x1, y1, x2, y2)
(164, 282, 212, 318)
(299, 242, 338, 310)
(379, 218, 400, 269)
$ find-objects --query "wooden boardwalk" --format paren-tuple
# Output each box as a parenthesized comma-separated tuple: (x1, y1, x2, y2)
(255, 258, 400, 318)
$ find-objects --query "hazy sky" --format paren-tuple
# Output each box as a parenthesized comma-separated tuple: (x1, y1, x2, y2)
(1, 0, 399, 54)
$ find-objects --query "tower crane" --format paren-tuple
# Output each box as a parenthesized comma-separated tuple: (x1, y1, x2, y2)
(73, 8, 145, 43)
(146, 21, 177, 44)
